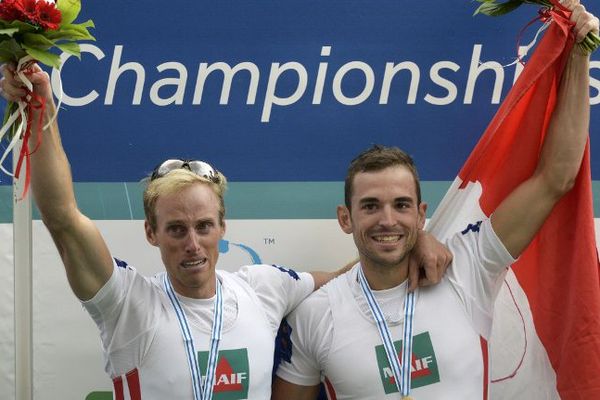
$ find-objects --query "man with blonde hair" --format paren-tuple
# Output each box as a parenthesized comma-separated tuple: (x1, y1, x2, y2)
(0, 62, 450, 398)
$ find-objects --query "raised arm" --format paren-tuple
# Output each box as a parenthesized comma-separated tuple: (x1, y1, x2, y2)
(491, 2, 598, 257)
(1, 64, 113, 300)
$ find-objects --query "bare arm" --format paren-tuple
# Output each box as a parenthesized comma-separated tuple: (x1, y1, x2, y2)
(272, 377, 320, 400)
(309, 258, 355, 290)
(1, 64, 113, 300)
(491, 3, 598, 257)
(407, 229, 452, 292)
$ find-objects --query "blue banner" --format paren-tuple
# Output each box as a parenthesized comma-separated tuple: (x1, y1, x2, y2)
(2, 1, 599, 182)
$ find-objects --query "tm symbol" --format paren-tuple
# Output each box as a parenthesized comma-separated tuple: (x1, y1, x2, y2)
(264, 237, 275, 245)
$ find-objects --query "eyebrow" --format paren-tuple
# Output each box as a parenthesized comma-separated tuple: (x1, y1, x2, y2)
(358, 196, 415, 204)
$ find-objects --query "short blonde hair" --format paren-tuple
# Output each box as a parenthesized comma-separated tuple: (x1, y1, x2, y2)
(143, 168, 228, 231)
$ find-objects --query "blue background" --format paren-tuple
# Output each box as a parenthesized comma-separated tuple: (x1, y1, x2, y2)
(1, 1, 599, 183)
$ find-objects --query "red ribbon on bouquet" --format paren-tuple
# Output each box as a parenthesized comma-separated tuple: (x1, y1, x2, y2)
(13, 88, 46, 200)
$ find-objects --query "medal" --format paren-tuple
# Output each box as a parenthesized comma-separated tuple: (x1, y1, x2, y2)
(358, 265, 416, 399)
(164, 273, 223, 400)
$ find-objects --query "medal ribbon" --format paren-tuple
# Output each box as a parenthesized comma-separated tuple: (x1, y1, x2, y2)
(357, 266, 416, 398)
(163, 273, 223, 400)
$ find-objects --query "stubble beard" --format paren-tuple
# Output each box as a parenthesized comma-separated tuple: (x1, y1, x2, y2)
(360, 231, 417, 272)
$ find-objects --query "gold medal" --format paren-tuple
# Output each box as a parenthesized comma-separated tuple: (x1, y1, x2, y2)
(402, 397, 413, 400)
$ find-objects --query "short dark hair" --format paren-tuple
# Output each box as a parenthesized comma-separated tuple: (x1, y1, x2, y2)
(344, 145, 421, 208)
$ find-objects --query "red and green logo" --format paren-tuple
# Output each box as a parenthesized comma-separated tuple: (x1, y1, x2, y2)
(375, 332, 439, 393)
(198, 348, 250, 400)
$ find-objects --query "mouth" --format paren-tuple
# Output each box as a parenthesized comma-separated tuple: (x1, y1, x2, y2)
(371, 233, 403, 244)
(180, 257, 208, 269)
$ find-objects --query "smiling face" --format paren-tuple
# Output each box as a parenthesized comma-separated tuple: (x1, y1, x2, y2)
(145, 183, 225, 299)
(338, 165, 426, 280)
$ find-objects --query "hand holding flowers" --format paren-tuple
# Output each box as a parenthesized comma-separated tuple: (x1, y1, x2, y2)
(0, 0, 94, 197)
(474, 0, 600, 54)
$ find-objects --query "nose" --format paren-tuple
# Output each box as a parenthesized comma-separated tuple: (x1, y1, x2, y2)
(184, 230, 201, 254)
(379, 205, 396, 227)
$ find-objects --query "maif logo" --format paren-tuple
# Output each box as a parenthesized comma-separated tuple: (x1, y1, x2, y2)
(198, 348, 250, 400)
(375, 332, 440, 393)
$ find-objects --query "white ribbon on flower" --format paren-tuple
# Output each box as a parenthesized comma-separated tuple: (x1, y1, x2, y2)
(0, 55, 63, 178)
(0, 101, 27, 176)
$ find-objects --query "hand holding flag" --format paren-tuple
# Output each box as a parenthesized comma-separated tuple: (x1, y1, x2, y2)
(429, 2, 600, 398)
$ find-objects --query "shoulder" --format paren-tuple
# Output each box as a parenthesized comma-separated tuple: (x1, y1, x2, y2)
(293, 265, 354, 316)
(234, 264, 312, 289)
(446, 219, 514, 266)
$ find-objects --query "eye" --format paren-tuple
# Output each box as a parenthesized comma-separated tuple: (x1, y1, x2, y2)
(361, 202, 378, 212)
(167, 224, 187, 238)
(395, 200, 412, 210)
(197, 220, 215, 233)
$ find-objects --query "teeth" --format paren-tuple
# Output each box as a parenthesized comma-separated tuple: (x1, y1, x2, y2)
(373, 235, 401, 242)
(182, 258, 207, 268)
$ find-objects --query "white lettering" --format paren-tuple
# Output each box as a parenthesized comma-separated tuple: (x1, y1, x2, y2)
(421, 355, 433, 369)
(106, 45, 145, 105)
(312, 46, 331, 104)
(52, 43, 105, 106)
(382, 366, 394, 378)
(262, 62, 308, 122)
(193, 62, 259, 105)
(216, 374, 230, 385)
(54, 44, 598, 122)
(590, 61, 600, 105)
(512, 45, 528, 84)
(464, 44, 505, 104)
(149, 62, 187, 106)
(236, 372, 247, 382)
(332, 61, 374, 105)
(380, 61, 420, 104)
(425, 61, 460, 105)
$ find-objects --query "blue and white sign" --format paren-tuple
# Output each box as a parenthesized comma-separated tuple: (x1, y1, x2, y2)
(2, 1, 596, 183)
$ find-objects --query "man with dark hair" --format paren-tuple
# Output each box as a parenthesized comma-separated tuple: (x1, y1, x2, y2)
(273, 2, 598, 399)
(0, 65, 449, 398)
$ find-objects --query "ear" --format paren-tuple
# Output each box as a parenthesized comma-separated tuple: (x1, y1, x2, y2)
(220, 220, 226, 239)
(337, 205, 353, 234)
(417, 202, 428, 230)
(145, 220, 159, 247)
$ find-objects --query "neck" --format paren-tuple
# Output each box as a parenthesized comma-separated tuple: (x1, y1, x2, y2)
(170, 274, 217, 300)
(359, 259, 408, 290)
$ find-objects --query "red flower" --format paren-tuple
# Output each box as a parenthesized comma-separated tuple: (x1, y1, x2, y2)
(15, 0, 37, 22)
(0, 0, 23, 21)
(35, 0, 60, 30)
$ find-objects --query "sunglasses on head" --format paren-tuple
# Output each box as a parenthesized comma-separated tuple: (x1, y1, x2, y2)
(150, 159, 221, 183)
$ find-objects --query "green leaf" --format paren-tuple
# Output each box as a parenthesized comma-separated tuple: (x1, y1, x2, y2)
(22, 33, 55, 50)
(56, 41, 80, 58)
(0, 38, 25, 61)
(0, 28, 20, 37)
(57, 0, 82, 25)
(45, 21, 95, 41)
(474, 0, 524, 16)
(0, 53, 19, 63)
(7, 20, 38, 34)
(22, 45, 61, 69)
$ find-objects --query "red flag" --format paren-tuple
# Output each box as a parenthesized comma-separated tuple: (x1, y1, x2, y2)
(428, 9, 600, 399)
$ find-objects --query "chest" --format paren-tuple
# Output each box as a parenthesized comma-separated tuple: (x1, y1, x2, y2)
(324, 282, 488, 399)
(140, 286, 275, 399)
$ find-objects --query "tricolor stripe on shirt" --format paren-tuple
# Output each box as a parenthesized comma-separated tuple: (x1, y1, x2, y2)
(112, 369, 142, 400)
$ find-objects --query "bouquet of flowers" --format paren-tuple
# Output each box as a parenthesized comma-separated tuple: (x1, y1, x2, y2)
(0, 0, 94, 196)
(474, 0, 600, 54)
